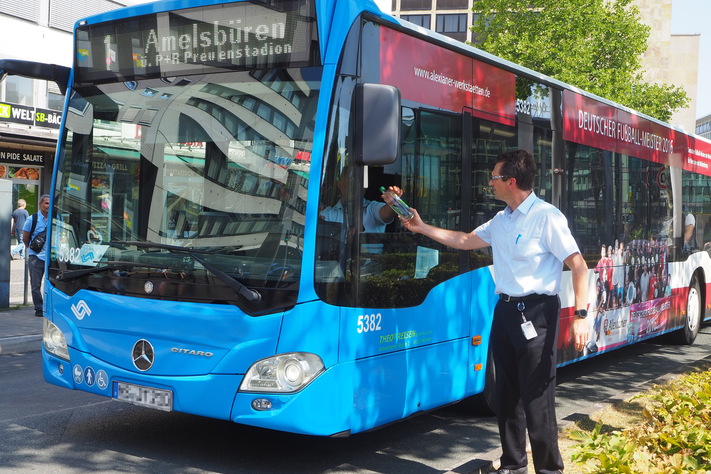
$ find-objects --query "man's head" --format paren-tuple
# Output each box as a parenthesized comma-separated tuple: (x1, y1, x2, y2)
(39, 194, 50, 217)
(17, 199, 26, 208)
(494, 149, 536, 192)
(337, 167, 353, 204)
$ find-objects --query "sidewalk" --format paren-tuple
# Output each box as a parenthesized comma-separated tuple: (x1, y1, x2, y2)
(0, 254, 43, 355)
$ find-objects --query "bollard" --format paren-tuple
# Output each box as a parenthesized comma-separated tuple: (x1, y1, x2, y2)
(0, 179, 11, 308)
(24, 255, 29, 305)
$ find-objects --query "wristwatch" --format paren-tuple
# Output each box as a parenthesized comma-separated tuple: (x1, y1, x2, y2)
(574, 309, 588, 319)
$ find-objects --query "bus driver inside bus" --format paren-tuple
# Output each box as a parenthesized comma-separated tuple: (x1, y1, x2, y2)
(319, 166, 402, 235)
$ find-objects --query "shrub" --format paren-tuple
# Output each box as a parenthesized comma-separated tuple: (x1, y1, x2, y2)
(569, 368, 711, 473)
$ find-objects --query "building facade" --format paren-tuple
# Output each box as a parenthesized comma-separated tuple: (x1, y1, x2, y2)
(633, 0, 699, 133)
(390, 0, 475, 43)
(696, 114, 711, 140)
(0, 0, 137, 215)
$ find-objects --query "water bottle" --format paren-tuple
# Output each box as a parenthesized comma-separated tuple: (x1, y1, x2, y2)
(380, 186, 414, 220)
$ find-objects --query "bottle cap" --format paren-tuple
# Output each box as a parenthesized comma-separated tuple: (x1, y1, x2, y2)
(380, 186, 386, 193)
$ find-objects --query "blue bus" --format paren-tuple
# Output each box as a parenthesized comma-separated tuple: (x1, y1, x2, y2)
(3, 0, 711, 437)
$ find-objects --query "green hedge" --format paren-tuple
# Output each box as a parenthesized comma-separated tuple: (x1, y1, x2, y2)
(569, 368, 711, 473)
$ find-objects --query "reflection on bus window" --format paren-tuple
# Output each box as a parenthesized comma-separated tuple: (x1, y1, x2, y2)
(50, 68, 322, 312)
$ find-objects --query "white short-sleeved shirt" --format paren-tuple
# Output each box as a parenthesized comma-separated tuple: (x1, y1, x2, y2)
(627, 281, 636, 302)
(474, 191, 580, 297)
(23, 212, 48, 261)
(640, 271, 650, 301)
(612, 251, 623, 287)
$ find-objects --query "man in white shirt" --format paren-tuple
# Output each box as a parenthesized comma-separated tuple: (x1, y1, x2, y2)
(401, 149, 588, 474)
(640, 264, 650, 303)
(684, 209, 695, 250)
(612, 242, 623, 309)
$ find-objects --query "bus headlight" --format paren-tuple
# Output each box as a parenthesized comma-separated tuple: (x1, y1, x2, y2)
(239, 353, 324, 393)
(43, 319, 70, 361)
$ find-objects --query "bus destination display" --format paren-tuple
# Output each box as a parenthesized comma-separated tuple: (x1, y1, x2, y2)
(75, 0, 318, 84)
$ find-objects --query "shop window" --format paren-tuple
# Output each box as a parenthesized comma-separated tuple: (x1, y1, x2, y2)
(4, 76, 34, 106)
(48, 92, 64, 111)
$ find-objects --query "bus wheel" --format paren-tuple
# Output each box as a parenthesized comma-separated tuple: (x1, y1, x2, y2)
(672, 275, 702, 345)
(461, 347, 498, 416)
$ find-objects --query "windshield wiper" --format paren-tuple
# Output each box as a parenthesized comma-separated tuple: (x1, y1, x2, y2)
(111, 240, 214, 254)
(188, 253, 261, 302)
(55, 261, 170, 282)
(110, 240, 262, 302)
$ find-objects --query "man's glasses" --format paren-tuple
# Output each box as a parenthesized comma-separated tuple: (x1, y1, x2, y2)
(490, 175, 510, 181)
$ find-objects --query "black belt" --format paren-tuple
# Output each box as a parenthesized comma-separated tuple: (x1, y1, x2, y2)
(499, 293, 549, 303)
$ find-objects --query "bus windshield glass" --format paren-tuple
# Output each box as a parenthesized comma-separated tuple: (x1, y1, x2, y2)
(49, 67, 321, 313)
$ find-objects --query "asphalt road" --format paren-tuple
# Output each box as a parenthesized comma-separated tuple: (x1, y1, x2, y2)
(1, 325, 710, 474)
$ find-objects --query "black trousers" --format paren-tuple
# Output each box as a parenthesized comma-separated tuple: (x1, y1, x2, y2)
(492, 295, 563, 474)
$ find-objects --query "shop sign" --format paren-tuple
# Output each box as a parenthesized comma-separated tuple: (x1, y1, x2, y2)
(0, 148, 47, 166)
(35, 107, 63, 129)
(0, 102, 62, 129)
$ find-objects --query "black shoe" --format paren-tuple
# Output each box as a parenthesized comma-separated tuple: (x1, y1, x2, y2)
(35, 313, 43, 318)
(492, 468, 528, 474)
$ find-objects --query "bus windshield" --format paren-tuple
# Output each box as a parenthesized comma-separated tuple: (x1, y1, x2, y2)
(49, 67, 321, 313)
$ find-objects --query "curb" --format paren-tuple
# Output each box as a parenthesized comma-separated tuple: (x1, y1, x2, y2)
(445, 458, 494, 474)
(0, 335, 42, 355)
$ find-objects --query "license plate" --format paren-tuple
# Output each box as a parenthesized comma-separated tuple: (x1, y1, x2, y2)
(112, 381, 173, 411)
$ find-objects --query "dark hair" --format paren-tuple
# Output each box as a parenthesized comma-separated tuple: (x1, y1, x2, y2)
(496, 149, 536, 191)
(39, 194, 51, 204)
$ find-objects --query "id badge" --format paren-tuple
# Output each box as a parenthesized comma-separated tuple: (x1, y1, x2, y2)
(521, 321, 538, 340)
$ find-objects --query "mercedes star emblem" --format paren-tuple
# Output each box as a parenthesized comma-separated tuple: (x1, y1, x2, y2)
(132, 339, 155, 371)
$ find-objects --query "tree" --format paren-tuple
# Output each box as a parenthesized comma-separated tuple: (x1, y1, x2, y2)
(470, 0, 689, 123)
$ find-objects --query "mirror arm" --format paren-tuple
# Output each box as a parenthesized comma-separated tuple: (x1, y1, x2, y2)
(0, 59, 70, 95)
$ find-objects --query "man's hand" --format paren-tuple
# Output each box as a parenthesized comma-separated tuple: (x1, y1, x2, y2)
(572, 316, 589, 352)
(381, 185, 403, 206)
(399, 208, 426, 234)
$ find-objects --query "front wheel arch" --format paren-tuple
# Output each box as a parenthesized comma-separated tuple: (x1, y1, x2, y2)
(670, 273, 704, 345)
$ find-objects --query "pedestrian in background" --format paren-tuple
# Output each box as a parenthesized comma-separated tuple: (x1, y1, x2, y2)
(10, 199, 29, 259)
(401, 149, 589, 474)
(23, 195, 50, 318)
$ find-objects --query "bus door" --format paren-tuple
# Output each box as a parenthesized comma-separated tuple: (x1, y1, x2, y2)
(463, 108, 522, 395)
(316, 105, 474, 430)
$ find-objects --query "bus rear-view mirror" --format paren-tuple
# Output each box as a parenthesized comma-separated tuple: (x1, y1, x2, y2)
(353, 83, 401, 166)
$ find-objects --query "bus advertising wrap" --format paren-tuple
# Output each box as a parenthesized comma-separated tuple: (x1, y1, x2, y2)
(563, 90, 711, 176)
(380, 27, 515, 126)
